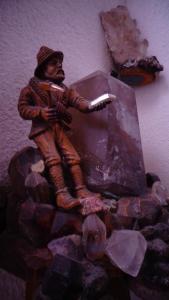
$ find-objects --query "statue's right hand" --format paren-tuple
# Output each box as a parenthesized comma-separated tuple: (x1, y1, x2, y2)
(40, 107, 58, 121)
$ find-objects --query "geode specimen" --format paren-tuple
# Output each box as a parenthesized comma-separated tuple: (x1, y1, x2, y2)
(100, 5, 163, 86)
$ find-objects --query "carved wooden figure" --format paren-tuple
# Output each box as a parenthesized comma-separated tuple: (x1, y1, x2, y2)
(18, 46, 111, 210)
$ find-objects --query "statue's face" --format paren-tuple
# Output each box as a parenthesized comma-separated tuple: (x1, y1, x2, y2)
(42, 56, 65, 83)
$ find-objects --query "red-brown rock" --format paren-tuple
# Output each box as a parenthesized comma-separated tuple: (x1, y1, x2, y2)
(117, 195, 161, 228)
(19, 201, 55, 247)
(50, 211, 83, 238)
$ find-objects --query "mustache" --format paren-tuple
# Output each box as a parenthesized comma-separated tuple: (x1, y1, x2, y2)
(56, 69, 64, 75)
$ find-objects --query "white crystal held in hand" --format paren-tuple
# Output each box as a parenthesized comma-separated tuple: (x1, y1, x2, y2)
(90, 93, 116, 108)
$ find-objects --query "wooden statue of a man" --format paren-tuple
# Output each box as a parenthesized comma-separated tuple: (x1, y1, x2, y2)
(18, 46, 109, 210)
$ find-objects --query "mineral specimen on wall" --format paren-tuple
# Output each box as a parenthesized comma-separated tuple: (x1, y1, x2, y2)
(100, 6, 163, 86)
(100, 5, 148, 65)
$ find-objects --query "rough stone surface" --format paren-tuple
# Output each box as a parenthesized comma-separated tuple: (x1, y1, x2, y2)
(80, 197, 110, 216)
(147, 238, 169, 259)
(130, 278, 169, 300)
(47, 234, 83, 261)
(42, 253, 83, 300)
(0, 186, 10, 233)
(81, 262, 109, 300)
(152, 181, 168, 206)
(6, 192, 22, 233)
(25, 171, 51, 204)
(141, 223, 169, 243)
(100, 5, 148, 65)
(71, 71, 146, 196)
(50, 211, 82, 238)
(31, 159, 45, 174)
(8, 147, 43, 199)
(19, 201, 55, 247)
(146, 172, 160, 188)
(0, 269, 25, 300)
(117, 195, 161, 227)
(157, 207, 169, 225)
(0, 231, 35, 279)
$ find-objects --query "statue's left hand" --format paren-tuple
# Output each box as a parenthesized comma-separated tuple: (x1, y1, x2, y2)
(88, 100, 111, 112)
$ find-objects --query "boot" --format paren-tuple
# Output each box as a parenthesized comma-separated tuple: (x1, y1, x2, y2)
(56, 188, 81, 210)
(49, 165, 80, 209)
(69, 164, 101, 199)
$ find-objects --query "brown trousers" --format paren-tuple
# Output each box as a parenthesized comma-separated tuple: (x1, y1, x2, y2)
(34, 123, 80, 168)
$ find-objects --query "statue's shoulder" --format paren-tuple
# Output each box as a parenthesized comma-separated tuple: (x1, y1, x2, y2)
(19, 84, 32, 97)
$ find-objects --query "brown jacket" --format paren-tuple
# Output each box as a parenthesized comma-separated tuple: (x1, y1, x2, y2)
(18, 84, 89, 139)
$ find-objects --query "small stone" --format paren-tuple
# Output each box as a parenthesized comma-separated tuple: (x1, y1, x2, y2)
(147, 238, 169, 259)
(81, 261, 109, 299)
(82, 214, 106, 261)
(80, 197, 107, 216)
(0, 186, 10, 233)
(129, 278, 169, 300)
(0, 231, 34, 278)
(19, 201, 55, 247)
(8, 146, 43, 199)
(47, 234, 83, 261)
(105, 230, 147, 277)
(117, 195, 161, 228)
(24, 248, 53, 271)
(25, 172, 51, 203)
(50, 211, 82, 238)
(34, 204, 55, 231)
(146, 172, 160, 188)
(157, 207, 169, 225)
(152, 181, 168, 206)
(6, 192, 21, 233)
(102, 199, 117, 213)
(31, 159, 45, 174)
(100, 211, 122, 237)
(154, 262, 169, 276)
(141, 223, 169, 243)
(42, 253, 83, 300)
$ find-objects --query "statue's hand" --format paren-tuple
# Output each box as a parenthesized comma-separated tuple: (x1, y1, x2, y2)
(88, 100, 111, 112)
(40, 107, 58, 121)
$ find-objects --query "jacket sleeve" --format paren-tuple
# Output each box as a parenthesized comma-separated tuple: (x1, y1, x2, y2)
(18, 87, 42, 120)
(66, 88, 90, 113)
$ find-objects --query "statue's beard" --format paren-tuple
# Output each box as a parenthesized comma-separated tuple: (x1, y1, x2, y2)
(44, 69, 65, 84)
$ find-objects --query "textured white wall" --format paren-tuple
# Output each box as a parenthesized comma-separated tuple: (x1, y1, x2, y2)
(0, 0, 123, 182)
(127, 0, 169, 189)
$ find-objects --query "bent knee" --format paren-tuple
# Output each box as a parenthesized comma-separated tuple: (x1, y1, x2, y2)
(67, 157, 81, 166)
(45, 156, 61, 168)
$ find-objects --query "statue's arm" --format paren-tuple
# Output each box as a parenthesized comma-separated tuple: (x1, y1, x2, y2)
(18, 87, 42, 120)
(67, 88, 107, 113)
(66, 88, 90, 113)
